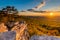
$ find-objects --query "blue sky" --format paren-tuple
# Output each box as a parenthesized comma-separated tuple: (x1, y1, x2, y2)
(0, 0, 60, 11)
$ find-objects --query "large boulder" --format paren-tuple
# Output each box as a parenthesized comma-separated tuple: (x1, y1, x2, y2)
(0, 31, 16, 40)
(29, 35, 60, 40)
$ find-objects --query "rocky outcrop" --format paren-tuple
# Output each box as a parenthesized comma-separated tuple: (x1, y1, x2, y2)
(0, 21, 30, 40)
(11, 21, 30, 40)
(0, 31, 16, 40)
(29, 35, 60, 40)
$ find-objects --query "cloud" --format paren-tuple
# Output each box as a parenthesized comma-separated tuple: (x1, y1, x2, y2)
(32, 0, 45, 10)
(32, 0, 49, 10)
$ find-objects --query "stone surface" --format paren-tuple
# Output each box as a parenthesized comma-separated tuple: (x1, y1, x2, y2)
(0, 31, 16, 40)
(29, 35, 60, 40)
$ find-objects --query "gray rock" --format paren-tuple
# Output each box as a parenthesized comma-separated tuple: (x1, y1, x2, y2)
(0, 31, 16, 40)
(29, 35, 60, 40)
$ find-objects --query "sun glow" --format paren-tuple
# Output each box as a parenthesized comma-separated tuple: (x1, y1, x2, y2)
(46, 12, 54, 18)
(50, 12, 53, 16)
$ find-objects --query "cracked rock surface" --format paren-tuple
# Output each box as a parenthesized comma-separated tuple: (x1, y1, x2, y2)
(29, 35, 60, 40)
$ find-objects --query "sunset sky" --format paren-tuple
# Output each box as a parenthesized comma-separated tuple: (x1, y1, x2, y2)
(0, 0, 60, 11)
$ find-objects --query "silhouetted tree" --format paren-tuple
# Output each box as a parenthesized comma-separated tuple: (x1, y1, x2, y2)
(1, 6, 18, 14)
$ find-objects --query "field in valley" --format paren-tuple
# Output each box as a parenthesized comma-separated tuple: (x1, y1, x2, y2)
(0, 14, 60, 37)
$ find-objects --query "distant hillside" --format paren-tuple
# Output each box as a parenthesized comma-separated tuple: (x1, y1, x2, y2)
(0, 14, 60, 37)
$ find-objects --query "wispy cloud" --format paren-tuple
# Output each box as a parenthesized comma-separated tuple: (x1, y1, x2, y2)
(32, 0, 46, 10)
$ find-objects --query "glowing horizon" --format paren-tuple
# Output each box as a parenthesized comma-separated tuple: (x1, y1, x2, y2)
(17, 11, 60, 16)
